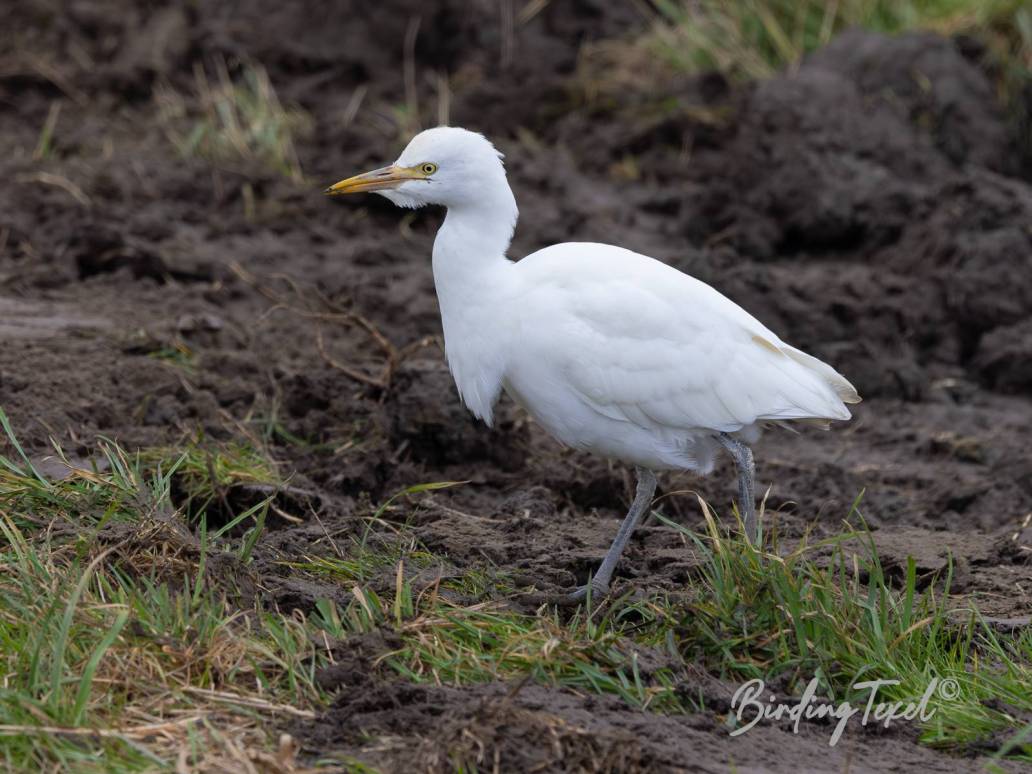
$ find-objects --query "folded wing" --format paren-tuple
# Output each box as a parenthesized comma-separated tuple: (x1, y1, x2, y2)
(514, 243, 860, 434)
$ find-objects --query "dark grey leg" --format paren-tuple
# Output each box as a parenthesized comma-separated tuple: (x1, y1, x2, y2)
(718, 433, 757, 543)
(566, 467, 657, 602)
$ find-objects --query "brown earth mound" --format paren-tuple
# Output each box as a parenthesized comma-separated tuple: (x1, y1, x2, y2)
(1, 1, 1030, 771)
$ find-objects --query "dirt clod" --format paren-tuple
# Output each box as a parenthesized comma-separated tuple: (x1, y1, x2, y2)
(2, 2, 1030, 770)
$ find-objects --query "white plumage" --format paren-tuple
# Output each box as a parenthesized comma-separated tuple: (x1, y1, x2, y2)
(497, 242, 855, 472)
(328, 126, 859, 601)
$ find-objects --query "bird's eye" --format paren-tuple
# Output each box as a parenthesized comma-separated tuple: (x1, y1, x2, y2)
(420, 162, 438, 175)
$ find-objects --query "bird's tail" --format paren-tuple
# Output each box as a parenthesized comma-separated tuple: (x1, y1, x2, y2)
(782, 345, 862, 405)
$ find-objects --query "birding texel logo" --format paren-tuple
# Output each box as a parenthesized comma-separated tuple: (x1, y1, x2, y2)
(727, 676, 960, 745)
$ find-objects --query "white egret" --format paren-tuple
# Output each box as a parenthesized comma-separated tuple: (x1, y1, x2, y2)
(327, 127, 860, 601)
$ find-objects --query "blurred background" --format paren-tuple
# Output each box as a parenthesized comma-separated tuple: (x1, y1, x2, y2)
(2, 1, 1032, 770)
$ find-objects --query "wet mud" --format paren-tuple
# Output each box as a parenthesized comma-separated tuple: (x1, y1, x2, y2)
(1, 1, 1030, 771)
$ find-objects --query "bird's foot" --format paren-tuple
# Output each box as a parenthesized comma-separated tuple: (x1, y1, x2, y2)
(564, 577, 610, 604)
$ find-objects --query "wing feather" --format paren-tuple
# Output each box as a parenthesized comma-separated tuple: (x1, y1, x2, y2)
(513, 243, 858, 433)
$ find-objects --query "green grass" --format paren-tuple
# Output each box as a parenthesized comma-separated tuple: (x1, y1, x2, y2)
(647, 0, 1031, 80)
(155, 57, 310, 181)
(139, 435, 281, 524)
(0, 411, 332, 771)
(605, 0, 1032, 156)
(1, 406, 1029, 767)
(0, 526, 326, 770)
(665, 500, 1032, 753)
(33, 101, 61, 161)
(309, 571, 685, 714)
(294, 495, 1031, 758)
(146, 342, 197, 374)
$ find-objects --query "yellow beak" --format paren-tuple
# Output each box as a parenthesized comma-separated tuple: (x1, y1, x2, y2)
(324, 165, 426, 195)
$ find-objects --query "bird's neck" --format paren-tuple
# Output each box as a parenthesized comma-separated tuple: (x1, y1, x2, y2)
(431, 184, 518, 310)
(430, 183, 519, 424)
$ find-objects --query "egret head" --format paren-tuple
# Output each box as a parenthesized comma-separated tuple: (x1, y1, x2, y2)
(325, 126, 509, 210)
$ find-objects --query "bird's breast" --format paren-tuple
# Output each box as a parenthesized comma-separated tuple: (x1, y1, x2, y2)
(439, 304, 509, 427)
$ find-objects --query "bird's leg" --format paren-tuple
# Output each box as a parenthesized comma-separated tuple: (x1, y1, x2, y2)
(718, 432, 757, 544)
(566, 467, 657, 603)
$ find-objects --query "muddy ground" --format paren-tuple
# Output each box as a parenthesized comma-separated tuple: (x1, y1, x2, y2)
(2, 1, 1031, 771)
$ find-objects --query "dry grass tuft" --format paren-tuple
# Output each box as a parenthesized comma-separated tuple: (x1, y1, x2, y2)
(0, 411, 333, 771)
(641, 0, 1031, 80)
(156, 57, 311, 181)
